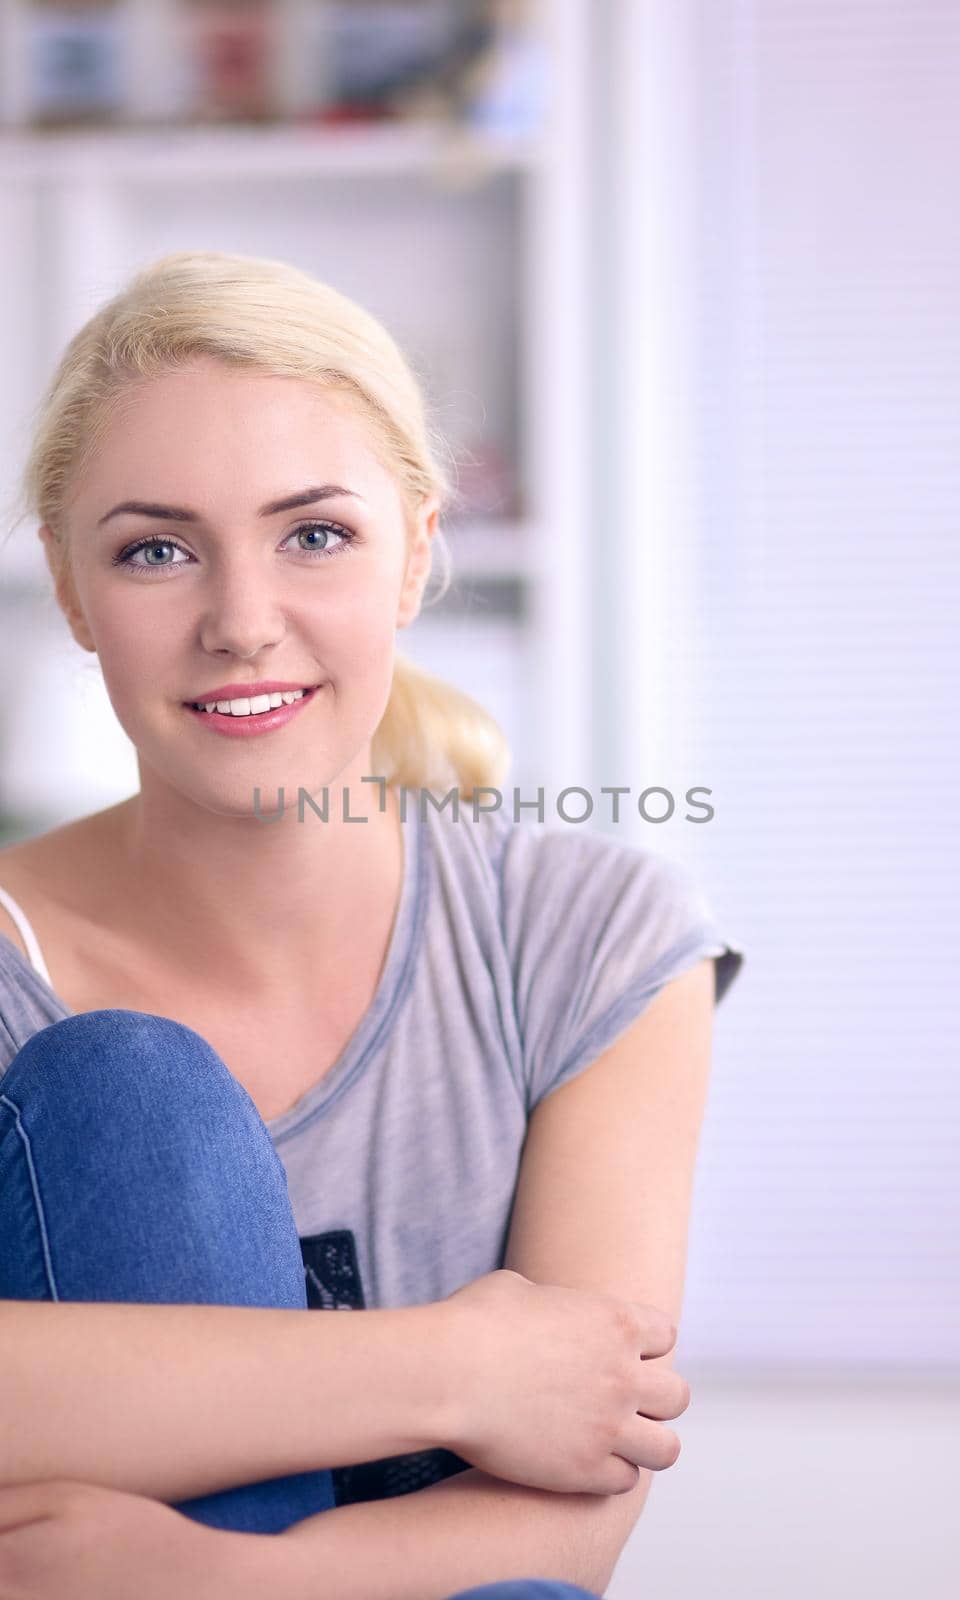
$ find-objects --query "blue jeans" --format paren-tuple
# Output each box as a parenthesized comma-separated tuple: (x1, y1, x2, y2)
(0, 1010, 600, 1600)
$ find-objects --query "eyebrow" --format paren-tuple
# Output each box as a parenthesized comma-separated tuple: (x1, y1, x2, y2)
(96, 484, 365, 527)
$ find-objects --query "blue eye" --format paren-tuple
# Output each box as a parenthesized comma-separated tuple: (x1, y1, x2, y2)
(111, 520, 357, 575)
(290, 521, 353, 557)
(112, 539, 189, 571)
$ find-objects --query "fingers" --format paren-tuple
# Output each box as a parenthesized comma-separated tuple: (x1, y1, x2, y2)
(604, 1367, 690, 1484)
(0, 1479, 63, 1533)
(632, 1365, 691, 1422)
(592, 1454, 643, 1495)
(586, 1411, 682, 1494)
(635, 1306, 677, 1360)
(614, 1401, 681, 1472)
(614, 1410, 684, 1474)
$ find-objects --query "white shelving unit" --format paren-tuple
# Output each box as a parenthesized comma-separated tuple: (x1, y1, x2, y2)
(0, 0, 593, 828)
(0, 120, 543, 180)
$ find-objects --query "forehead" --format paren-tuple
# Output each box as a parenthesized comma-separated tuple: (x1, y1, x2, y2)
(72, 362, 396, 513)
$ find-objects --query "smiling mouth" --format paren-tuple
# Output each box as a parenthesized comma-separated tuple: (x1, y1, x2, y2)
(185, 685, 322, 716)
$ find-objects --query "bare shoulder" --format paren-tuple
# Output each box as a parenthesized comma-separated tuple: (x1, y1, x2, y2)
(0, 805, 125, 958)
(0, 834, 56, 960)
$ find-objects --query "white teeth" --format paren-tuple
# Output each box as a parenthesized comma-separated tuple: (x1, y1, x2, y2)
(194, 688, 308, 715)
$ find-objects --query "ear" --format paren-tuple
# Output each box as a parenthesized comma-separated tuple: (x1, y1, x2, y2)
(38, 523, 97, 654)
(396, 495, 440, 630)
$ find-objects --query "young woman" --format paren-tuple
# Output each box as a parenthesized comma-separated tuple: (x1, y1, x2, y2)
(0, 250, 744, 1600)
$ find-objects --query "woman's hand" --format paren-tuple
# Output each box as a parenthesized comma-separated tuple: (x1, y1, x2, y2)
(0, 1479, 283, 1600)
(439, 1269, 691, 1496)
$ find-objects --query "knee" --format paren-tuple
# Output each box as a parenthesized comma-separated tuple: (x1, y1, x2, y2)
(0, 1012, 302, 1309)
(7, 1008, 220, 1079)
(2, 1009, 256, 1126)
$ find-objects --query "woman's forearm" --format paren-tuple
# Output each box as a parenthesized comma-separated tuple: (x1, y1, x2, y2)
(275, 1466, 634, 1600)
(0, 1299, 454, 1501)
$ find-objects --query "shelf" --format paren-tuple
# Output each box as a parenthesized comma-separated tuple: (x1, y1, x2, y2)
(0, 121, 546, 184)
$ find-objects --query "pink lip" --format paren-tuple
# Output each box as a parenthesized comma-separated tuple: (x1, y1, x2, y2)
(183, 679, 319, 704)
(184, 684, 322, 738)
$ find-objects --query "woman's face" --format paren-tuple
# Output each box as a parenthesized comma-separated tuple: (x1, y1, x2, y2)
(43, 359, 436, 817)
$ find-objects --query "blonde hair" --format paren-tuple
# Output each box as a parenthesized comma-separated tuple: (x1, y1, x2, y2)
(5, 249, 511, 799)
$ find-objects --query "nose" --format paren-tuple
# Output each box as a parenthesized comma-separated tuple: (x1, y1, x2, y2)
(198, 562, 286, 661)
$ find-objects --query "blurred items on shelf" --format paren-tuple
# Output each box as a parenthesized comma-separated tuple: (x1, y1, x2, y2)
(16, 0, 131, 126)
(313, 0, 492, 125)
(0, 0, 547, 133)
(456, 0, 548, 136)
(178, 0, 277, 125)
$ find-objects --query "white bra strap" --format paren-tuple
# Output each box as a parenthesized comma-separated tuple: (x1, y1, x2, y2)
(0, 884, 55, 989)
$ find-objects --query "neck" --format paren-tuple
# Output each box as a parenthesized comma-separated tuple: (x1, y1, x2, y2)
(98, 760, 404, 998)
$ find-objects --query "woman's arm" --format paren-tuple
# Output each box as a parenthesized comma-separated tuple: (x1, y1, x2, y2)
(0, 1298, 450, 1502)
(275, 961, 716, 1600)
(1, 1272, 677, 1519)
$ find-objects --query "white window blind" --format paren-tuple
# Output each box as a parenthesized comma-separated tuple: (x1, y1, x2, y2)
(594, 0, 959, 1371)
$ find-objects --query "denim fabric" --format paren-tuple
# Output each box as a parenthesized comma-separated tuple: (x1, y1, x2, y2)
(0, 1008, 337, 1534)
(448, 1588, 599, 1600)
(0, 1009, 602, 1598)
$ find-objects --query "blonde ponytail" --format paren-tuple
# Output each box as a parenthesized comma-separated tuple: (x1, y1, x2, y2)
(373, 653, 511, 799)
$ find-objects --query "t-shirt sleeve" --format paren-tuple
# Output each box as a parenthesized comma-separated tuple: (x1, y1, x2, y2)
(0, 935, 68, 1082)
(498, 821, 745, 1113)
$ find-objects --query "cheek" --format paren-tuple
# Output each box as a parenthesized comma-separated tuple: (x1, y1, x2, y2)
(98, 611, 172, 667)
(311, 582, 401, 675)
(82, 598, 185, 720)
(75, 569, 165, 646)
(326, 627, 396, 691)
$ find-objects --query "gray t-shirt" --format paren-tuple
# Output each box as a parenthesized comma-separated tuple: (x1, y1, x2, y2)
(0, 793, 744, 1503)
